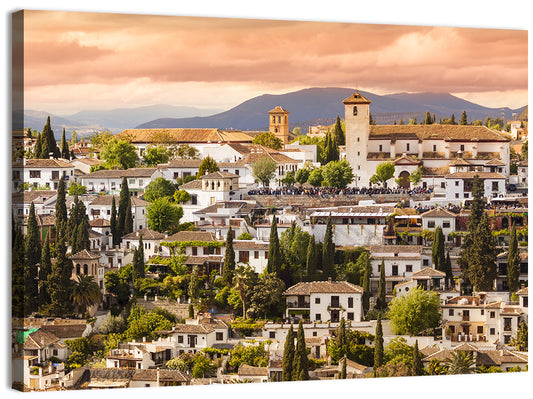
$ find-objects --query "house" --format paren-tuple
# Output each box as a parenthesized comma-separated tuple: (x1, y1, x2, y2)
(12, 356, 66, 392)
(106, 345, 156, 370)
(21, 329, 68, 364)
(393, 267, 447, 297)
(516, 159, 528, 187)
(87, 195, 149, 232)
(421, 343, 528, 372)
(69, 157, 103, 174)
(69, 249, 106, 294)
(420, 207, 457, 243)
(129, 369, 191, 388)
(232, 240, 270, 274)
(157, 158, 202, 182)
(445, 171, 507, 200)
(495, 251, 528, 291)
(12, 190, 57, 220)
(16, 158, 76, 191)
(368, 245, 432, 294)
(283, 279, 363, 323)
(441, 294, 523, 346)
(81, 168, 164, 196)
(516, 285, 528, 322)
(121, 228, 168, 261)
(343, 91, 511, 190)
(341, 356, 373, 378)
(308, 206, 394, 247)
(236, 364, 269, 383)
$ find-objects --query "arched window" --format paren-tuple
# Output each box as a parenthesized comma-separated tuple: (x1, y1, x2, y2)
(272, 116, 276, 123)
(83, 264, 89, 275)
(277, 116, 281, 123)
(353, 106, 358, 116)
(76, 264, 81, 275)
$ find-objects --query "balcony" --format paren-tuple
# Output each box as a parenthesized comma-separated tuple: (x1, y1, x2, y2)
(450, 333, 486, 342)
(286, 302, 310, 309)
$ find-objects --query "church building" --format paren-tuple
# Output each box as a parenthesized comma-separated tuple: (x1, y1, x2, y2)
(343, 92, 511, 193)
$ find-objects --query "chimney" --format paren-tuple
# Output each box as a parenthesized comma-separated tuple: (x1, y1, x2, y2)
(328, 277, 332, 283)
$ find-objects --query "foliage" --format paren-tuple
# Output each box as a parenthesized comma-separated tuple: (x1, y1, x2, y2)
(147, 197, 184, 233)
(143, 145, 170, 166)
(506, 223, 521, 292)
(444, 351, 477, 375)
(332, 115, 345, 147)
(68, 183, 87, 196)
(197, 156, 219, 177)
(248, 273, 285, 319)
(373, 362, 412, 378)
(282, 324, 295, 381)
(267, 217, 283, 277)
(322, 131, 339, 164)
(411, 340, 424, 376)
(144, 177, 176, 202)
(227, 343, 268, 370)
(222, 227, 236, 286)
(387, 286, 441, 335)
(279, 222, 311, 282)
(510, 321, 528, 351)
(237, 232, 252, 240)
(24, 203, 41, 313)
(252, 131, 283, 150)
(231, 265, 258, 319)
(432, 226, 445, 272)
(370, 161, 395, 187)
(191, 353, 216, 378)
(375, 261, 387, 311)
(327, 322, 375, 366)
(251, 157, 277, 187)
(99, 314, 126, 334)
(292, 320, 309, 380)
(100, 137, 139, 169)
(123, 304, 174, 341)
(173, 189, 191, 204)
(70, 275, 102, 316)
(104, 270, 131, 306)
(281, 171, 295, 186)
(384, 337, 413, 365)
(321, 159, 354, 188)
(321, 215, 335, 278)
(294, 167, 311, 184)
(408, 166, 423, 186)
(373, 313, 384, 370)
(307, 168, 324, 187)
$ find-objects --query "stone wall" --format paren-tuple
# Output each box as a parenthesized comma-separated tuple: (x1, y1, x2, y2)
(244, 194, 431, 208)
(135, 297, 193, 320)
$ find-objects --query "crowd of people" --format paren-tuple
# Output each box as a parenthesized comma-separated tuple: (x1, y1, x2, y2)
(247, 185, 433, 197)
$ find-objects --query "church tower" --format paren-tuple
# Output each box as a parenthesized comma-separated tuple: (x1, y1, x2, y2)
(268, 106, 290, 146)
(343, 92, 371, 187)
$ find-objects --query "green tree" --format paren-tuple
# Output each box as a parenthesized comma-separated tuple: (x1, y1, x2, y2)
(412, 340, 424, 376)
(228, 343, 268, 369)
(222, 227, 236, 286)
(249, 273, 285, 319)
(251, 157, 277, 187)
(143, 145, 170, 166)
(70, 274, 102, 316)
(46, 236, 72, 316)
(387, 286, 441, 335)
(432, 226, 445, 272)
(322, 131, 339, 164)
(55, 178, 68, 241)
(370, 161, 395, 188)
(332, 115, 345, 147)
(295, 167, 311, 184)
(282, 324, 295, 381)
(281, 171, 295, 186)
(267, 216, 283, 277)
(123, 304, 174, 341)
(110, 196, 118, 246)
(465, 213, 497, 291)
(507, 222, 521, 292)
(104, 271, 130, 306)
(33, 132, 43, 159)
(117, 178, 133, 239)
(75, 216, 91, 253)
(143, 177, 176, 202)
(375, 260, 387, 311)
(173, 189, 191, 204)
(444, 351, 477, 375)
(68, 183, 87, 196)
(444, 251, 453, 289)
(38, 232, 52, 309)
(133, 236, 145, 282)
(252, 131, 283, 150)
(510, 321, 528, 351)
(197, 156, 219, 177)
(292, 320, 309, 380)
(339, 357, 347, 379)
(321, 215, 335, 278)
(147, 197, 184, 233)
(100, 137, 139, 169)
(60, 128, 70, 159)
(24, 202, 41, 313)
(40, 116, 60, 159)
(307, 167, 324, 187)
(408, 166, 422, 186)
(356, 252, 372, 314)
(306, 236, 317, 280)
(232, 265, 257, 319)
(374, 313, 384, 371)
(460, 110, 468, 125)
(322, 159, 354, 188)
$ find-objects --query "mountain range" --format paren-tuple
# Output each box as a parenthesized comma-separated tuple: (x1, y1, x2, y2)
(23, 87, 526, 139)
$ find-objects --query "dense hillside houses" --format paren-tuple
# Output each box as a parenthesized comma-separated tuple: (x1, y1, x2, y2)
(12, 91, 528, 391)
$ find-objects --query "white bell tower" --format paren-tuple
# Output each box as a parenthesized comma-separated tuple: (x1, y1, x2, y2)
(343, 91, 371, 187)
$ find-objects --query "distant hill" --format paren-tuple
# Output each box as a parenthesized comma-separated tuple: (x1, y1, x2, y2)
(137, 87, 526, 131)
(22, 105, 222, 139)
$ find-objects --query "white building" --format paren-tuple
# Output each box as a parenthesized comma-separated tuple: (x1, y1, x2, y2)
(283, 280, 363, 323)
(192, 200, 258, 239)
(69, 249, 106, 296)
(81, 168, 164, 196)
(87, 195, 149, 232)
(445, 171, 507, 200)
(17, 158, 75, 190)
(420, 207, 457, 243)
(121, 228, 168, 261)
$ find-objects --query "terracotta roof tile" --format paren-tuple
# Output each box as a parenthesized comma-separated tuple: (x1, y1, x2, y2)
(116, 128, 253, 144)
(284, 280, 363, 295)
(369, 125, 509, 142)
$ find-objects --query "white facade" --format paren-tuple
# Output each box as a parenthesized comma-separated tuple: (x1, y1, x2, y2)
(445, 172, 507, 200)
(18, 158, 75, 191)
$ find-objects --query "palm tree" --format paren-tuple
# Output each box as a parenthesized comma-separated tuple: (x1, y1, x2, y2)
(444, 350, 477, 374)
(70, 275, 102, 316)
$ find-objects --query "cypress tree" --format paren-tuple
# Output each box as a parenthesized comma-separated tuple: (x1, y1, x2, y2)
(40, 116, 60, 159)
(33, 132, 43, 159)
(75, 216, 90, 252)
(282, 324, 295, 381)
(467, 213, 497, 291)
(460, 110, 468, 125)
(55, 178, 68, 242)
(432, 226, 445, 272)
(362, 262, 371, 315)
(267, 215, 283, 277)
(444, 251, 453, 290)
(424, 111, 433, 125)
(374, 313, 384, 371)
(507, 222, 521, 292)
(336, 318, 347, 358)
(12, 226, 26, 317)
(292, 320, 309, 380)
(110, 196, 118, 246)
(322, 215, 335, 278)
(332, 115, 345, 147)
(60, 128, 70, 159)
(450, 113, 456, 125)
(133, 236, 145, 281)
(222, 227, 236, 286)
(24, 202, 41, 314)
(124, 195, 134, 235)
(339, 357, 347, 379)
(38, 232, 52, 309)
(305, 235, 317, 281)
(47, 236, 72, 316)
(375, 260, 387, 310)
(412, 340, 424, 376)
(117, 177, 130, 240)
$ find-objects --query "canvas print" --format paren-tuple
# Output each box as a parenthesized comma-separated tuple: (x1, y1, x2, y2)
(11, 10, 528, 392)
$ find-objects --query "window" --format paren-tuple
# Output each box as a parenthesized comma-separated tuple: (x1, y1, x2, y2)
(129, 179, 135, 185)
(192, 247, 197, 255)
(269, 332, 275, 339)
(443, 221, 450, 228)
(406, 143, 410, 151)
(29, 170, 41, 178)
(51, 170, 59, 180)
(449, 309, 454, 316)
(216, 332, 224, 341)
(348, 297, 354, 308)
(449, 325, 455, 334)
(239, 251, 249, 263)
(480, 309, 484, 315)
(392, 265, 398, 276)
(460, 145, 465, 152)
(353, 106, 358, 116)
(455, 181, 460, 186)
(477, 326, 484, 334)
(428, 221, 435, 228)
(315, 297, 320, 304)
(441, 182, 446, 189)
(379, 145, 383, 152)
(406, 265, 412, 273)
(254, 251, 259, 259)
(316, 313, 321, 321)
(455, 193, 460, 199)
(423, 259, 429, 266)
(490, 328, 495, 335)
(347, 312, 354, 321)
(523, 297, 528, 308)
(433, 145, 437, 152)
(178, 335, 183, 343)
(490, 311, 496, 319)
(492, 181, 499, 191)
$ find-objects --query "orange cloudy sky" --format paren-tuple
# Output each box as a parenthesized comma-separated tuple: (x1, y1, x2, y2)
(22, 10, 528, 114)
